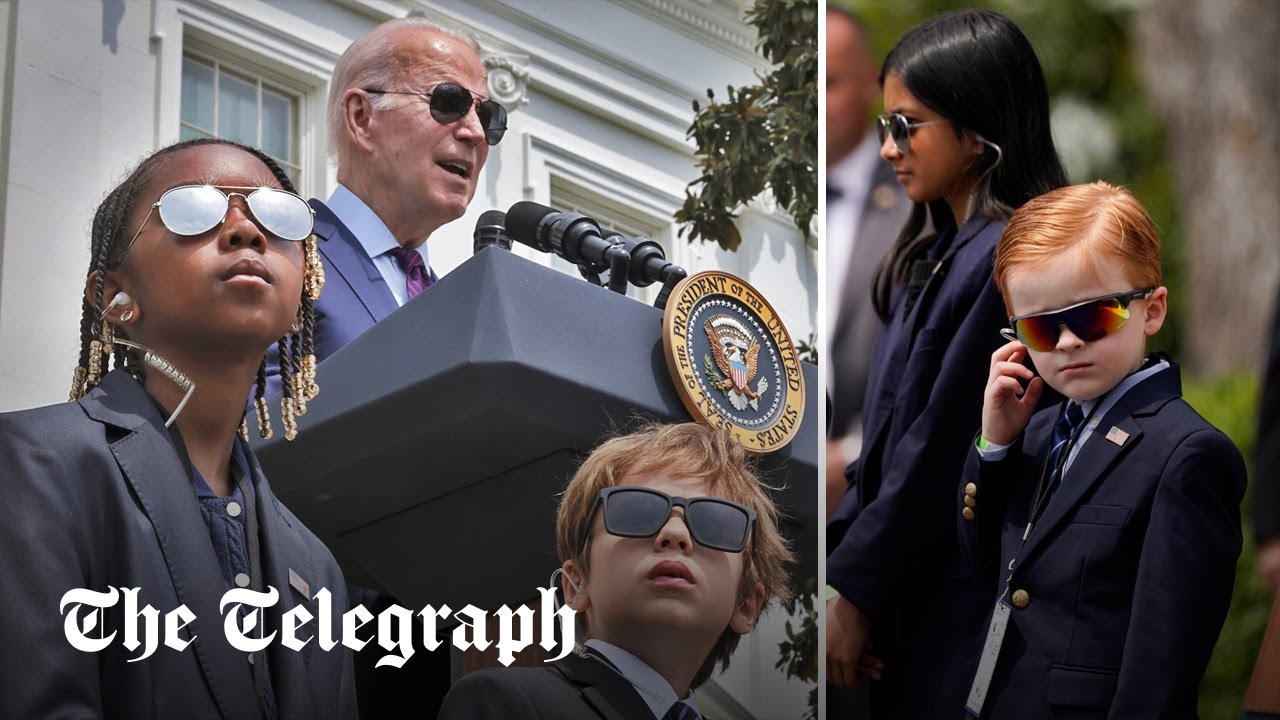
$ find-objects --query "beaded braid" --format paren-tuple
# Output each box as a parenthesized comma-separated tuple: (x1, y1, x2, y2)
(70, 137, 321, 443)
(253, 355, 273, 440)
(299, 292, 319, 400)
(276, 336, 299, 441)
(238, 145, 322, 440)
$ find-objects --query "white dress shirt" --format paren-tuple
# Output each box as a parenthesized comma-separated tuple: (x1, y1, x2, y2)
(584, 639, 703, 719)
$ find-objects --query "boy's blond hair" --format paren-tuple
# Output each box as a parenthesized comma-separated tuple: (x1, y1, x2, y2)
(555, 422, 794, 688)
(995, 181, 1162, 314)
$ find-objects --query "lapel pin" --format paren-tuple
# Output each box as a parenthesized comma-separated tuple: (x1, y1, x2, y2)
(1105, 426, 1130, 446)
(288, 568, 311, 601)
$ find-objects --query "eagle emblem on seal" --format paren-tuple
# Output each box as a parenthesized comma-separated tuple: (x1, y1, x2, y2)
(703, 315, 769, 411)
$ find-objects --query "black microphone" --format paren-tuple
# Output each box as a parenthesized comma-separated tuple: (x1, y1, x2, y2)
(472, 210, 510, 254)
(504, 201, 626, 268)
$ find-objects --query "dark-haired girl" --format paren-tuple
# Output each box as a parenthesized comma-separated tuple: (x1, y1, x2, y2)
(0, 139, 356, 719)
(826, 9, 1068, 717)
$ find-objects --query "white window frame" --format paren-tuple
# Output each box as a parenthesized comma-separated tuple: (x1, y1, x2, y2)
(518, 122, 738, 305)
(179, 49, 304, 183)
(151, 2, 339, 199)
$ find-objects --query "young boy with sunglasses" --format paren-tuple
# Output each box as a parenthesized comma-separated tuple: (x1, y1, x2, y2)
(438, 423, 794, 720)
(958, 182, 1245, 718)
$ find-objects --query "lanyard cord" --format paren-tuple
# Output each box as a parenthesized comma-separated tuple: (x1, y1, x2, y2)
(999, 397, 1106, 600)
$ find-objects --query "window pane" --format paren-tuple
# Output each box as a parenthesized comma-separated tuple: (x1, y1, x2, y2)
(179, 125, 213, 142)
(261, 89, 291, 162)
(218, 71, 258, 146)
(181, 57, 215, 133)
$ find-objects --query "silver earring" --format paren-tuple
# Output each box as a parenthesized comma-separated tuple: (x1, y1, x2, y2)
(121, 309, 135, 323)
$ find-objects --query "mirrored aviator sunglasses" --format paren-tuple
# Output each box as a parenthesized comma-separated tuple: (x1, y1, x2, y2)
(592, 486, 757, 553)
(145, 185, 315, 243)
(1002, 288, 1155, 352)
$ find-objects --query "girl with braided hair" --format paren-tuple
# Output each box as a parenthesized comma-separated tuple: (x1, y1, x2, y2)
(0, 138, 356, 718)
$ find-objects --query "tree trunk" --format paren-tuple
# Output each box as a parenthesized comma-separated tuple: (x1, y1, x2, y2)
(1136, 0, 1280, 375)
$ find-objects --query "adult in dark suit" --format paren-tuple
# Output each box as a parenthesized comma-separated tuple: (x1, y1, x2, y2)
(1255, 285, 1280, 589)
(825, 11, 1067, 717)
(824, 7, 912, 521)
(264, 15, 498, 391)
(273, 16, 505, 717)
(437, 649, 655, 720)
(0, 373, 357, 720)
(960, 363, 1244, 716)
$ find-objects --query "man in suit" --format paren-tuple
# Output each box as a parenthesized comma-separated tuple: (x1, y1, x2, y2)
(824, 7, 910, 520)
(275, 16, 503, 717)
(266, 15, 499, 385)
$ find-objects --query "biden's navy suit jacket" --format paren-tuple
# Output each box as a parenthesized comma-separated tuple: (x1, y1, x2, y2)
(827, 213, 1020, 717)
(959, 364, 1244, 718)
(263, 198, 438, 398)
(0, 371, 357, 719)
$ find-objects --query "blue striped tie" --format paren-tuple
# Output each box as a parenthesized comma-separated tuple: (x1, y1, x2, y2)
(663, 701, 697, 720)
(1047, 402, 1086, 486)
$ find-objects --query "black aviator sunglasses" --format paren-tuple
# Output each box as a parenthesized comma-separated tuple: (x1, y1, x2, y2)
(364, 82, 508, 146)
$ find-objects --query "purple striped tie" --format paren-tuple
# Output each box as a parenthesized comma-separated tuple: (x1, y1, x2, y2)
(389, 245, 433, 299)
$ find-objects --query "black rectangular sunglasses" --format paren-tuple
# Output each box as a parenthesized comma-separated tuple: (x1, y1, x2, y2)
(586, 486, 756, 553)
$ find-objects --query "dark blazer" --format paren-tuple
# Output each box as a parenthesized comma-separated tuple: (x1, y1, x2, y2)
(828, 157, 911, 438)
(263, 198, 437, 398)
(826, 214, 1017, 717)
(437, 651, 654, 720)
(0, 371, 357, 719)
(959, 364, 1244, 718)
(1254, 287, 1280, 542)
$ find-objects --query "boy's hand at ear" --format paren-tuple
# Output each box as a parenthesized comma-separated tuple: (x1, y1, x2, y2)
(982, 340, 1044, 446)
(826, 593, 873, 686)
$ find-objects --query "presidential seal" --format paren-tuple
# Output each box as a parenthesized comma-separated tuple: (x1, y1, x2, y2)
(662, 271, 804, 454)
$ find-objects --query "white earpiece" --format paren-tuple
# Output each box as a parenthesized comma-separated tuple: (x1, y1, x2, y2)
(104, 292, 133, 312)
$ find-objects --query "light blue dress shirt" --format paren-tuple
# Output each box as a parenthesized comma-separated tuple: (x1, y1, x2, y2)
(325, 183, 430, 307)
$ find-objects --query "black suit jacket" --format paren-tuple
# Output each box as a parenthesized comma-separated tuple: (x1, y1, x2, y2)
(1255, 287, 1280, 542)
(437, 651, 655, 720)
(0, 371, 357, 719)
(959, 364, 1244, 717)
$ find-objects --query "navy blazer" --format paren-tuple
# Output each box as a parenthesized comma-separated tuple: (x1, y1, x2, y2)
(264, 198, 438, 398)
(826, 214, 1016, 716)
(959, 364, 1244, 717)
(0, 371, 357, 719)
(437, 651, 654, 720)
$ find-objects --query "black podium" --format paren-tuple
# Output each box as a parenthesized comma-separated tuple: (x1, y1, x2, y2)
(255, 247, 817, 613)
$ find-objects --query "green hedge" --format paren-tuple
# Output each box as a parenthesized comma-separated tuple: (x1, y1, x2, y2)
(1184, 374, 1267, 719)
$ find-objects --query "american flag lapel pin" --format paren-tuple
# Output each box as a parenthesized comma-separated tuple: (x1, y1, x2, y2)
(1105, 426, 1130, 446)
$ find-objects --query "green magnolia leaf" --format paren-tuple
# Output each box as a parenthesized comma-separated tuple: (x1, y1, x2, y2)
(678, 0, 817, 251)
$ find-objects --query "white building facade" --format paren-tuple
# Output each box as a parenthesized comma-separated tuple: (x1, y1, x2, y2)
(0, 0, 815, 716)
